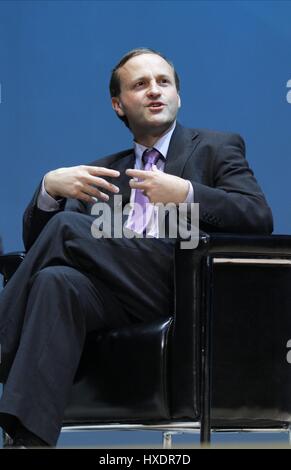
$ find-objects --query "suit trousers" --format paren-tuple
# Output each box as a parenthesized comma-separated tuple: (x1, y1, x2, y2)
(0, 211, 175, 445)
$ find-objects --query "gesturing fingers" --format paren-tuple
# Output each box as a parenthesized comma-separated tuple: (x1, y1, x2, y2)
(86, 166, 120, 178)
(87, 176, 120, 194)
(126, 168, 154, 179)
(75, 167, 120, 202)
(129, 178, 148, 190)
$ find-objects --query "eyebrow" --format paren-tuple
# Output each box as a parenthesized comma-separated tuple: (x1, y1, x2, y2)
(131, 74, 172, 83)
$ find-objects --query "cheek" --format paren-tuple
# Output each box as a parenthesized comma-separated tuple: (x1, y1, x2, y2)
(123, 98, 143, 114)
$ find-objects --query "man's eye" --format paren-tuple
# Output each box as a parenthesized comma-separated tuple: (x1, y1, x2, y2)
(135, 82, 144, 88)
(159, 79, 169, 85)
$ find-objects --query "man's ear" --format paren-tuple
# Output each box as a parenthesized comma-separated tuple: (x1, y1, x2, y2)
(111, 97, 125, 117)
(178, 94, 181, 109)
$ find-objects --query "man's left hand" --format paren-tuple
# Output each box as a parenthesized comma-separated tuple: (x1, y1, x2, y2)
(126, 166, 189, 204)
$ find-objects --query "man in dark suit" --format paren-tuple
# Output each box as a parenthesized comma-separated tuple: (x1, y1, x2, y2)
(0, 48, 273, 447)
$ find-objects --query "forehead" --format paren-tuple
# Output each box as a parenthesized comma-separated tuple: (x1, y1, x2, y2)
(118, 53, 174, 82)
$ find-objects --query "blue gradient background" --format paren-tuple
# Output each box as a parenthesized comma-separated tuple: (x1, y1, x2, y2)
(0, 0, 291, 447)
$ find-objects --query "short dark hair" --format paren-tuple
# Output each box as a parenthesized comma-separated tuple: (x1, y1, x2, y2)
(109, 48, 180, 128)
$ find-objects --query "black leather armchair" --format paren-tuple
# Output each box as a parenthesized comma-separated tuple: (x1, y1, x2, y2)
(1, 233, 291, 447)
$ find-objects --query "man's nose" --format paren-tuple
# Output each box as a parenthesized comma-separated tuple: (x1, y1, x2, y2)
(147, 82, 161, 97)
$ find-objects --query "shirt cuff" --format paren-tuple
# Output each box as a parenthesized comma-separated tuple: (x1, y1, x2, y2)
(184, 180, 194, 203)
(37, 177, 61, 211)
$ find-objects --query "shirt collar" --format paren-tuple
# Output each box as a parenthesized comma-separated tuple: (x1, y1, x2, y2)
(134, 121, 176, 164)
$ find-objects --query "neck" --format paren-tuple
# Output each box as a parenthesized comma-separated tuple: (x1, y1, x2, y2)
(133, 122, 175, 147)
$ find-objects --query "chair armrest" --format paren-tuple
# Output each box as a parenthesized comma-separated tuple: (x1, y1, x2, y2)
(0, 252, 26, 285)
(172, 233, 291, 423)
(170, 233, 209, 420)
(205, 233, 291, 257)
(171, 233, 291, 420)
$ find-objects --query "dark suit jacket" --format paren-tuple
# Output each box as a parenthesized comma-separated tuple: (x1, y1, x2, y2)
(23, 123, 273, 251)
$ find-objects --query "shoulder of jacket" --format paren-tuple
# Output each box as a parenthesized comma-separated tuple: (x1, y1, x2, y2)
(193, 127, 243, 142)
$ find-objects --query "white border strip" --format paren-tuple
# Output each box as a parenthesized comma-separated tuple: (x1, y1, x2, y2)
(213, 258, 291, 265)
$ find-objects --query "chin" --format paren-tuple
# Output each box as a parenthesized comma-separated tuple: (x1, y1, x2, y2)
(146, 115, 171, 125)
(150, 119, 173, 129)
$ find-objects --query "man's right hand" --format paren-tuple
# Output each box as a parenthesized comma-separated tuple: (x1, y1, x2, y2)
(44, 165, 120, 203)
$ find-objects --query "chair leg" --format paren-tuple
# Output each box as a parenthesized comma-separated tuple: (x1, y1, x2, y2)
(162, 432, 172, 449)
(200, 256, 213, 445)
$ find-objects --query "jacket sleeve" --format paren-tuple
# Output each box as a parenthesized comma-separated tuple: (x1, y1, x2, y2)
(22, 183, 86, 251)
(188, 133, 273, 234)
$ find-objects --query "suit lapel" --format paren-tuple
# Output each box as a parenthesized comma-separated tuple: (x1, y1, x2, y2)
(165, 123, 200, 176)
(108, 150, 135, 206)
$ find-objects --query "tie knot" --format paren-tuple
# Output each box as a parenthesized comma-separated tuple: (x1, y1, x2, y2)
(142, 148, 161, 169)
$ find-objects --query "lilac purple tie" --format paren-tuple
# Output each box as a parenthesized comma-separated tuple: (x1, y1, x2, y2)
(126, 148, 161, 234)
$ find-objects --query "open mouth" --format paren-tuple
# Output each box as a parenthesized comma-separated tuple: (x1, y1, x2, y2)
(147, 102, 165, 111)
